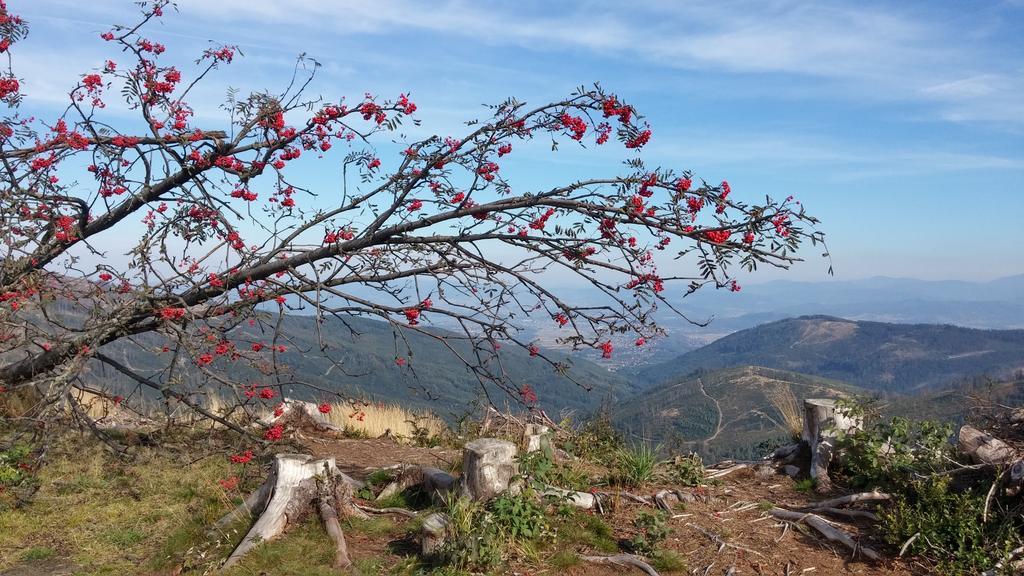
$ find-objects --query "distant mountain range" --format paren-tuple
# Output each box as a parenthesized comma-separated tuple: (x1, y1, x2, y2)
(636, 315, 1024, 393)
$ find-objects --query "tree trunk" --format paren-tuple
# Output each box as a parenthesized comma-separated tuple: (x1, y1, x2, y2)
(459, 438, 518, 502)
(219, 454, 362, 571)
(801, 398, 861, 493)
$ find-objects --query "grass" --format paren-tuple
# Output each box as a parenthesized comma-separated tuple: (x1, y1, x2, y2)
(650, 550, 687, 573)
(0, 435, 235, 575)
(20, 547, 55, 561)
(548, 549, 581, 568)
(614, 443, 659, 488)
(551, 510, 618, 554)
(793, 478, 815, 493)
(221, 519, 338, 576)
(207, 395, 448, 442)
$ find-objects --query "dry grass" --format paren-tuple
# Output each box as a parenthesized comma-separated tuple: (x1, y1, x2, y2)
(64, 390, 447, 443)
(206, 396, 448, 441)
(319, 400, 447, 440)
(767, 386, 803, 439)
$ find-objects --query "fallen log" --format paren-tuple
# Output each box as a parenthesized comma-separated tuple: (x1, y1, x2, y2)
(768, 507, 880, 561)
(804, 491, 891, 510)
(959, 425, 1018, 467)
(959, 424, 1024, 492)
(317, 474, 351, 569)
(580, 553, 661, 576)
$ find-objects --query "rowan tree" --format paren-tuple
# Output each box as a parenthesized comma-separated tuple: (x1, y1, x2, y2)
(0, 2, 827, 450)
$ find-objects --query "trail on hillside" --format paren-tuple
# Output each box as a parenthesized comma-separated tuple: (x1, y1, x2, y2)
(697, 378, 725, 442)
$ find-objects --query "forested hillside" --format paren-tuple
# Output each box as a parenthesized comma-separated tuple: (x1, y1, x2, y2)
(614, 365, 863, 460)
(85, 314, 638, 419)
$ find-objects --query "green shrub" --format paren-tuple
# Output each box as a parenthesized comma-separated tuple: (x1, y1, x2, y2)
(519, 447, 591, 492)
(879, 477, 1018, 575)
(564, 410, 622, 462)
(438, 495, 504, 570)
(836, 416, 953, 491)
(628, 510, 669, 555)
(664, 453, 704, 486)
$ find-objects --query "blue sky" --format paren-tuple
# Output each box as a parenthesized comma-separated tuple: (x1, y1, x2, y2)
(15, 0, 1024, 283)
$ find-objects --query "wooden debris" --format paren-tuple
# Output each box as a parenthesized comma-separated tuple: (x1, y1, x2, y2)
(768, 507, 880, 561)
(580, 553, 661, 576)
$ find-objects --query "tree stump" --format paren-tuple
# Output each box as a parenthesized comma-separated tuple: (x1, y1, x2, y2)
(416, 438, 518, 556)
(219, 454, 364, 571)
(524, 423, 551, 453)
(420, 512, 450, 556)
(801, 399, 861, 493)
(460, 438, 518, 501)
(259, 398, 343, 433)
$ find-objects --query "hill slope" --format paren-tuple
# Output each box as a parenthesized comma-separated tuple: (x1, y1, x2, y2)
(637, 315, 1024, 393)
(86, 314, 637, 419)
(614, 365, 864, 459)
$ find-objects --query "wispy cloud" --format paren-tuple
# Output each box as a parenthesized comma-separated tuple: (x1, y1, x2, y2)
(141, 0, 1023, 127)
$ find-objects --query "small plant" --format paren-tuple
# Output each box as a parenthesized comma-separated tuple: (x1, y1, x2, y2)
(664, 453, 704, 486)
(438, 494, 504, 570)
(0, 443, 32, 487)
(548, 549, 580, 568)
(551, 509, 618, 554)
(356, 468, 394, 500)
(793, 478, 815, 493)
(628, 510, 669, 555)
(490, 489, 548, 541)
(614, 443, 659, 488)
(650, 549, 687, 573)
(519, 446, 590, 492)
(21, 546, 55, 561)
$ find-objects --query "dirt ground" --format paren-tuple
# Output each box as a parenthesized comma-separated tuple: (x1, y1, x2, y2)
(302, 435, 925, 576)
